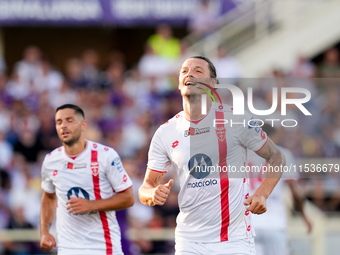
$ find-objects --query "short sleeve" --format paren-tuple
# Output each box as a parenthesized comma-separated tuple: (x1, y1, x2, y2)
(147, 127, 171, 172)
(237, 113, 268, 152)
(41, 156, 55, 194)
(106, 150, 133, 193)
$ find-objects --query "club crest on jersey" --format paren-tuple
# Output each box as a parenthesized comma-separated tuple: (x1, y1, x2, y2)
(215, 127, 226, 142)
(184, 127, 210, 137)
(91, 162, 99, 176)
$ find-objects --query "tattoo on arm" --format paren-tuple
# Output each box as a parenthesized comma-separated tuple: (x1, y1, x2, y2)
(154, 173, 165, 186)
(256, 138, 286, 167)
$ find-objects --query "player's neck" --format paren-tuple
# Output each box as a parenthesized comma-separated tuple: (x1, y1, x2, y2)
(64, 139, 87, 156)
(183, 95, 212, 121)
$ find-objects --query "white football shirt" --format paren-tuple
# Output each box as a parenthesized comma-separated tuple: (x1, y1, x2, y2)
(41, 140, 132, 255)
(148, 104, 268, 242)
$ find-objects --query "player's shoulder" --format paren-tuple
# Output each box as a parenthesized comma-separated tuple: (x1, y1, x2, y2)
(160, 111, 185, 129)
(214, 103, 233, 113)
(87, 140, 119, 156)
(43, 146, 64, 163)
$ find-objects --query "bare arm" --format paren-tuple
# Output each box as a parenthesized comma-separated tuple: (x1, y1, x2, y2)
(40, 191, 57, 251)
(244, 138, 286, 214)
(286, 179, 312, 233)
(66, 187, 134, 215)
(138, 168, 173, 206)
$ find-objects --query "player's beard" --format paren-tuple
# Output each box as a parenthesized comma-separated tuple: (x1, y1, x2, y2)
(62, 132, 81, 146)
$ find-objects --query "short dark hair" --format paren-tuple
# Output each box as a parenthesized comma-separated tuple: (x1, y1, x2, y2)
(56, 104, 85, 119)
(189, 56, 217, 79)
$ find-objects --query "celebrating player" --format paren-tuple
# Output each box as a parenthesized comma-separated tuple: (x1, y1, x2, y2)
(139, 56, 285, 254)
(40, 104, 134, 255)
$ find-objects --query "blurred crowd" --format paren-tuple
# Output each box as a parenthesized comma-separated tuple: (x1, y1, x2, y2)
(0, 20, 340, 254)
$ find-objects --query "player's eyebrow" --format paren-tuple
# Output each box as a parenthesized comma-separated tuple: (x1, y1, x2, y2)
(55, 116, 75, 122)
(181, 66, 205, 70)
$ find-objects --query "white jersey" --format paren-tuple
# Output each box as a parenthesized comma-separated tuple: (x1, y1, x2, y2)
(41, 140, 133, 255)
(148, 104, 268, 242)
(248, 146, 298, 230)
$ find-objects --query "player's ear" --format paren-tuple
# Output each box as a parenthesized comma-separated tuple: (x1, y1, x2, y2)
(211, 78, 218, 88)
(81, 120, 87, 132)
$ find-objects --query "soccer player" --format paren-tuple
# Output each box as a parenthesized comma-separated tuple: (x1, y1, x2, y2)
(248, 124, 312, 255)
(138, 56, 285, 254)
(40, 104, 134, 255)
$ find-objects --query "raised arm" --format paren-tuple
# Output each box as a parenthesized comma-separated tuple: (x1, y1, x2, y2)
(138, 168, 173, 206)
(244, 137, 286, 214)
(40, 191, 57, 251)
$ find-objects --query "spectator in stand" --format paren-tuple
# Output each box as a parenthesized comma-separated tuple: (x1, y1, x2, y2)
(318, 47, 340, 78)
(290, 55, 316, 78)
(49, 79, 79, 109)
(6, 70, 30, 100)
(64, 57, 88, 89)
(188, 0, 219, 39)
(33, 58, 63, 94)
(81, 48, 101, 89)
(138, 44, 175, 96)
(14, 45, 42, 86)
(147, 24, 181, 60)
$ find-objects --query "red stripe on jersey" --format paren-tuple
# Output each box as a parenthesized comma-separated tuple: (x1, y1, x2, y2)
(91, 150, 113, 255)
(215, 111, 230, 242)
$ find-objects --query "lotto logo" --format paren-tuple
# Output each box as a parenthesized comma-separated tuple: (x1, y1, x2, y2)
(172, 140, 179, 148)
(53, 170, 58, 176)
(123, 174, 127, 183)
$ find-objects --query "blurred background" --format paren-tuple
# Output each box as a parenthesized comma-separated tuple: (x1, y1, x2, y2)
(0, 0, 340, 254)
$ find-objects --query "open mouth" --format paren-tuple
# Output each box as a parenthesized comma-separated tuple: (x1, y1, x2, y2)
(62, 131, 70, 137)
(185, 81, 196, 86)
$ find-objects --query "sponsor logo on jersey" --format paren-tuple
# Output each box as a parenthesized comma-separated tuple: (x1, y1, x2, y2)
(67, 187, 98, 215)
(123, 174, 127, 183)
(172, 140, 179, 148)
(188, 153, 212, 179)
(215, 126, 226, 142)
(53, 170, 58, 176)
(248, 118, 262, 134)
(65, 163, 87, 170)
(184, 127, 210, 137)
(117, 166, 124, 173)
(91, 162, 99, 176)
(187, 178, 218, 189)
(111, 157, 122, 166)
